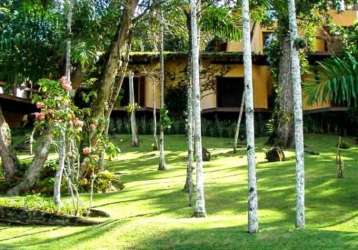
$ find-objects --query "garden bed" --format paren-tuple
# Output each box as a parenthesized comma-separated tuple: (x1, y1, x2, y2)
(0, 206, 102, 226)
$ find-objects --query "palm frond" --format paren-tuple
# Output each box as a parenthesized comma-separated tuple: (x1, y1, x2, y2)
(304, 53, 358, 107)
(200, 6, 241, 41)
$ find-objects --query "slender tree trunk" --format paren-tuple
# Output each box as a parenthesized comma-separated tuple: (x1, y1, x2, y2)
(129, 71, 139, 147)
(184, 79, 194, 193)
(288, 0, 305, 229)
(90, 0, 139, 145)
(183, 12, 194, 207)
(153, 80, 158, 150)
(0, 105, 18, 183)
(54, 0, 72, 206)
(7, 130, 52, 195)
(191, 0, 206, 217)
(158, 9, 167, 171)
(233, 90, 245, 153)
(54, 129, 66, 206)
(242, 0, 258, 234)
(233, 22, 256, 153)
(64, 0, 72, 83)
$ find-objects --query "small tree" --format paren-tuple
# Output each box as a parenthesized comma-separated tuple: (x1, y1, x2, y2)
(54, 0, 74, 207)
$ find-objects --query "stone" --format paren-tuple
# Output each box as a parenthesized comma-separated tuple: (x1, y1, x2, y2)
(265, 147, 285, 162)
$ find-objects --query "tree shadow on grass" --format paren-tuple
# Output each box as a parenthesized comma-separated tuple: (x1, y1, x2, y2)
(0, 219, 124, 249)
(0, 226, 63, 242)
(134, 225, 358, 250)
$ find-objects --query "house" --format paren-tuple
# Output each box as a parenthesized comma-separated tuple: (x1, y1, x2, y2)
(0, 81, 36, 127)
(122, 8, 357, 118)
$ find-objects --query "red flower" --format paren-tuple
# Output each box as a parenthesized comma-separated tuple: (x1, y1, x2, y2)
(73, 118, 84, 127)
(60, 76, 69, 85)
(82, 147, 91, 156)
(33, 112, 45, 121)
(62, 83, 72, 91)
(59, 76, 72, 91)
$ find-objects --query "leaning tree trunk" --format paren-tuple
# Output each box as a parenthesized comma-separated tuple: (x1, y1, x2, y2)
(158, 9, 167, 171)
(190, 0, 206, 217)
(242, 0, 258, 234)
(129, 71, 139, 147)
(270, 34, 294, 148)
(288, 0, 305, 229)
(98, 42, 131, 169)
(233, 90, 245, 153)
(0, 105, 19, 183)
(54, 0, 73, 207)
(89, 0, 139, 146)
(7, 130, 52, 195)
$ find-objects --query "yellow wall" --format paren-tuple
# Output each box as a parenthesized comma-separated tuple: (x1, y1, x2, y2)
(134, 60, 271, 111)
(313, 10, 357, 52)
(131, 57, 345, 112)
(226, 24, 271, 54)
(227, 10, 357, 54)
(329, 10, 358, 26)
(201, 89, 217, 110)
(144, 76, 160, 109)
(200, 65, 270, 110)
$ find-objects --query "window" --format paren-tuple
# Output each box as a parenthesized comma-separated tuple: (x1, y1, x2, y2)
(217, 77, 244, 108)
(119, 76, 145, 107)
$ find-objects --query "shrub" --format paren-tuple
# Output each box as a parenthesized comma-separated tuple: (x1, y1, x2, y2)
(93, 171, 124, 193)
(338, 140, 351, 149)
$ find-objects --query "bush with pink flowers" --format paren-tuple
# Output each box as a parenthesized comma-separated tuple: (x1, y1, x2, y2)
(29, 77, 122, 194)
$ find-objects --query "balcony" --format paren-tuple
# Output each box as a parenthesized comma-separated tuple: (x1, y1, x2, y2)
(0, 81, 35, 103)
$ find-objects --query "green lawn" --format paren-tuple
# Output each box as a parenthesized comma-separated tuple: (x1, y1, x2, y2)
(1, 134, 358, 249)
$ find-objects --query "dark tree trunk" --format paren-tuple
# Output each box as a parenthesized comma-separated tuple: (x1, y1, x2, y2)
(7, 130, 52, 195)
(0, 105, 19, 183)
(268, 35, 294, 148)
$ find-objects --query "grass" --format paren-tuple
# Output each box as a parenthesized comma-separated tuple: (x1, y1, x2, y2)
(0, 134, 358, 249)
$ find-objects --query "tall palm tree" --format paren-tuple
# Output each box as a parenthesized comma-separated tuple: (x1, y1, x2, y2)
(158, 8, 167, 170)
(183, 0, 241, 200)
(288, 0, 305, 229)
(190, 0, 206, 218)
(242, 0, 258, 234)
